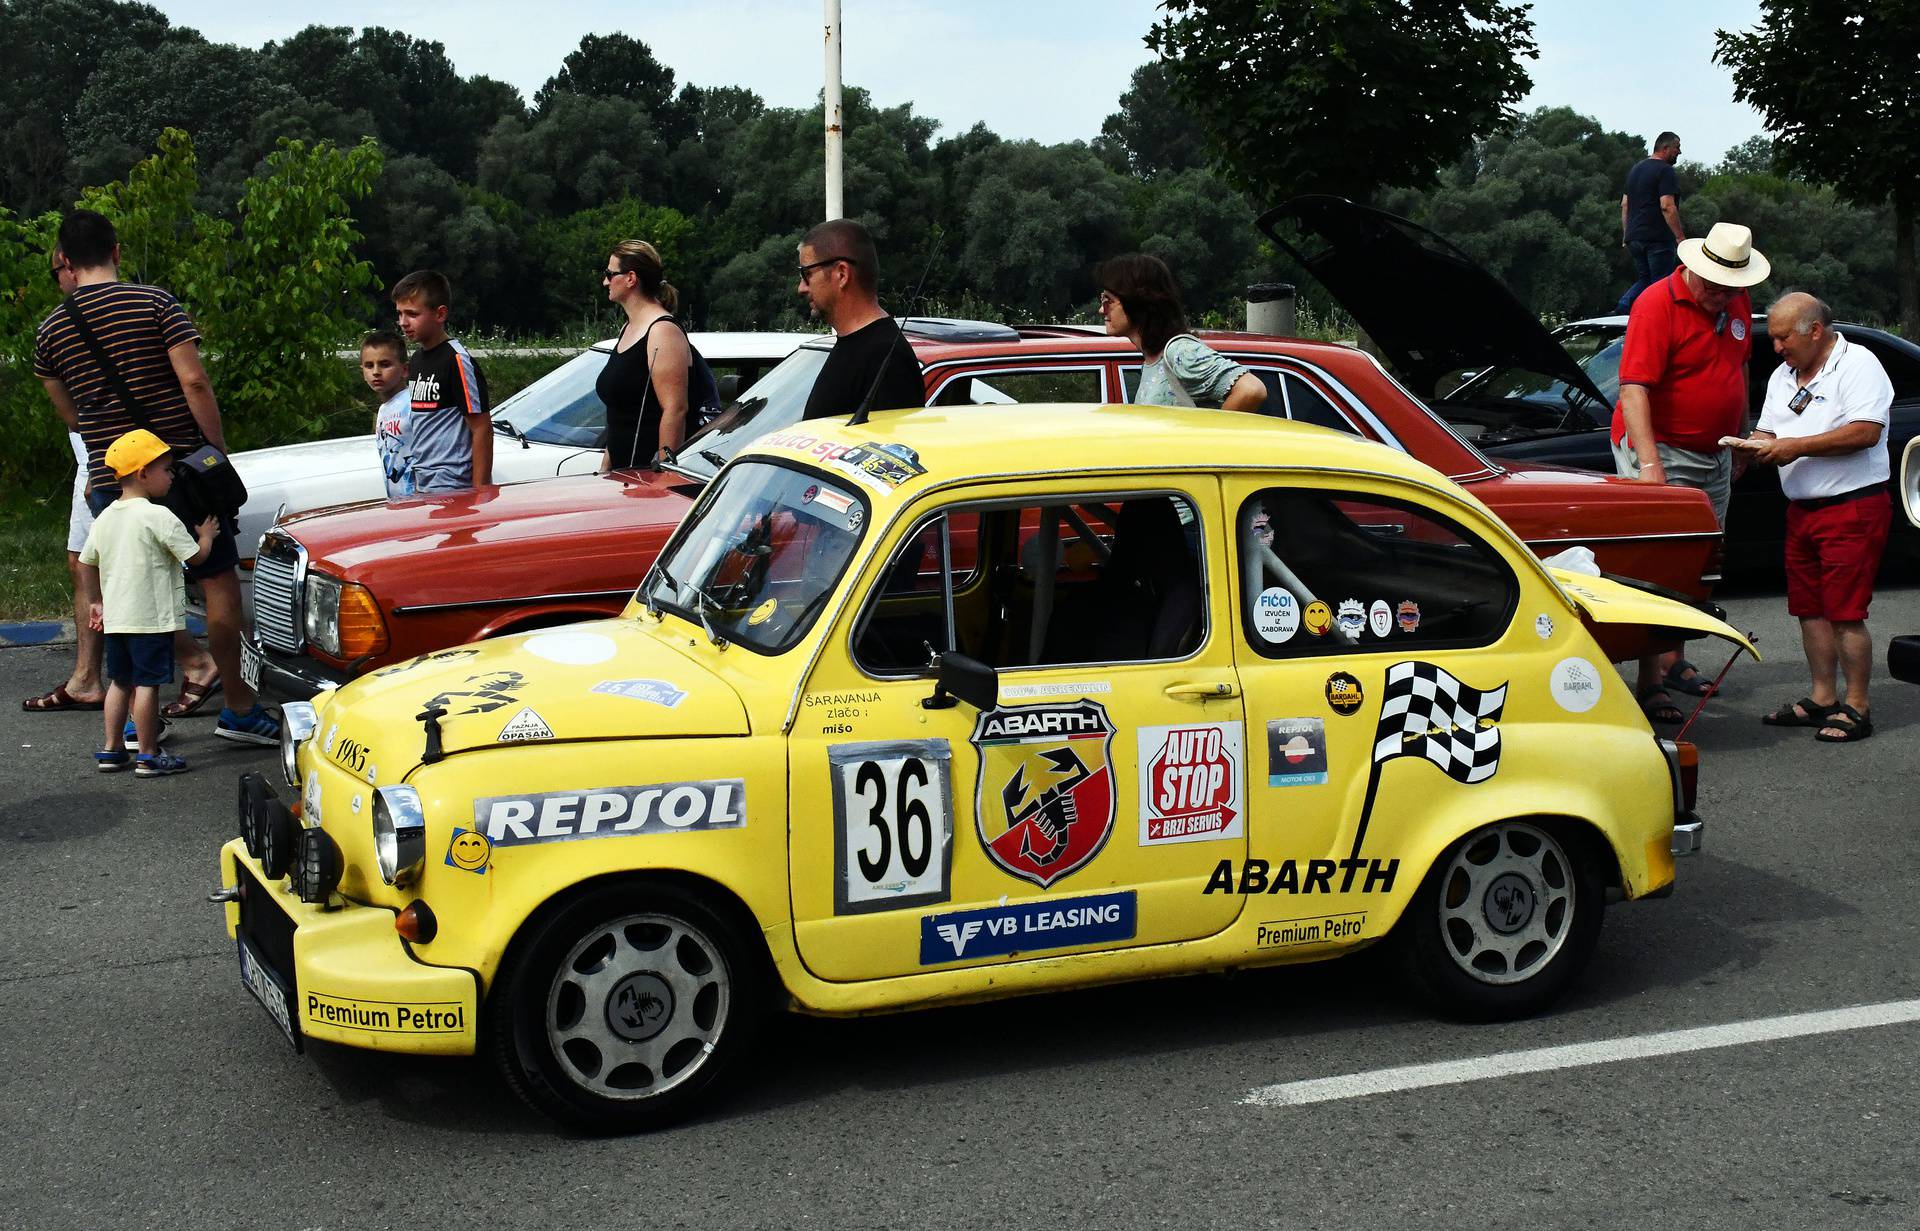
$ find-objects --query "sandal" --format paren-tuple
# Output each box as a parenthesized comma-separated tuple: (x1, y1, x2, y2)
(1663, 658, 1716, 698)
(1761, 697, 1835, 728)
(1638, 687, 1684, 725)
(162, 675, 222, 719)
(1814, 705, 1873, 743)
(22, 684, 105, 712)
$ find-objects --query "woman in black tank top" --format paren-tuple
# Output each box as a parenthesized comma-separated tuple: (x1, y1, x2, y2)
(597, 240, 691, 472)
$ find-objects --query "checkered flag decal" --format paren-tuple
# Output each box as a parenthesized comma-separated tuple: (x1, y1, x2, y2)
(1371, 661, 1507, 784)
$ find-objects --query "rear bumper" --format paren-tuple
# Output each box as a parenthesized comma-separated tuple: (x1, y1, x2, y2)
(1672, 812, 1703, 856)
(1890, 635, 1920, 686)
(219, 839, 478, 1055)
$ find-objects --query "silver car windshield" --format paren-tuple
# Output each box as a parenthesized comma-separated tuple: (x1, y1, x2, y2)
(493, 349, 612, 447)
(642, 458, 868, 654)
(676, 346, 832, 480)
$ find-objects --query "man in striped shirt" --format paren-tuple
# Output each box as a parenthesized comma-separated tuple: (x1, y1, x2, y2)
(33, 210, 279, 746)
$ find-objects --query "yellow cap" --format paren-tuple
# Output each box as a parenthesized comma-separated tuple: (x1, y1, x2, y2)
(105, 429, 171, 478)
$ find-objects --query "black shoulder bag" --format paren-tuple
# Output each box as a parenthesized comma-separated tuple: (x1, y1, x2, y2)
(61, 294, 247, 522)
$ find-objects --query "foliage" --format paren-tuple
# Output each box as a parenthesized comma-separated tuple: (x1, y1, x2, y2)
(1146, 0, 1538, 200)
(1094, 61, 1207, 180)
(1715, 0, 1920, 336)
(0, 205, 65, 499)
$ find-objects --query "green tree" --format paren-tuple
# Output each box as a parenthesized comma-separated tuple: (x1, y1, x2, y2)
(0, 206, 65, 497)
(955, 141, 1129, 315)
(1132, 166, 1260, 312)
(1716, 1, 1920, 335)
(1146, 0, 1537, 200)
(476, 93, 666, 216)
(1094, 61, 1207, 180)
(535, 32, 691, 145)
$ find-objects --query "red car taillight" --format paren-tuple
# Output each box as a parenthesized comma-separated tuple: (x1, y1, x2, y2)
(1660, 738, 1699, 813)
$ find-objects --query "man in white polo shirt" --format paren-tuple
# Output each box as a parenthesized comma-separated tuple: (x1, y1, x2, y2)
(1744, 292, 1894, 743)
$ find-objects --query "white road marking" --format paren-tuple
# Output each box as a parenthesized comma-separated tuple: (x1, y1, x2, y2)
(1242, 998, 1920, 1108)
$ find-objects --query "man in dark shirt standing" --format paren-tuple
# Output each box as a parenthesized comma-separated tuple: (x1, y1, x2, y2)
(797, 219, 924, 420)
(1613, 131, 1686, 313)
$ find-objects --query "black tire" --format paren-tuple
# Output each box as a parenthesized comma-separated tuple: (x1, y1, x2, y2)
(488, 881, 766, 1133)
(1398, 819, 1604, 1022)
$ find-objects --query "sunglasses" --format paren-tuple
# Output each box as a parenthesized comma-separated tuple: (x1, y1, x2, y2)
(798, 256, 851, 281)
(601, 266, 633, 283)
(1098, 291, 1121, 310)
(49, 262, 71, 284)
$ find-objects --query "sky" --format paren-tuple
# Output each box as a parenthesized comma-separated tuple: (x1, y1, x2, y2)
(148, 0, 1770, 165)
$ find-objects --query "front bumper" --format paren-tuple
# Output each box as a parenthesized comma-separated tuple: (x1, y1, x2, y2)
(218, 839, 478, 1055)
(1672, 812, 1703, 856)
(245, 631, 350, 702)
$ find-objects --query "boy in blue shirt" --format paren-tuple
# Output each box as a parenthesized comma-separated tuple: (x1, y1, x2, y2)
(79, 429, 218, 776)
(361, 329, 414, 499)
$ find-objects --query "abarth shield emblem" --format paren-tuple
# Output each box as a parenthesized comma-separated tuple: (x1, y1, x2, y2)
(971, 700, 1116, 888)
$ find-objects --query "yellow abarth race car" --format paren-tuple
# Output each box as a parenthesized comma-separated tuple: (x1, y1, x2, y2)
(216, 403, 1753, 1131)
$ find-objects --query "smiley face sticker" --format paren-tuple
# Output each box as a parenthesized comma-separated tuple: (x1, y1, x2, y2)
(1303, 600, 1332, 637)
(445, 827, 492, 875)
(748, 598, 778, 626)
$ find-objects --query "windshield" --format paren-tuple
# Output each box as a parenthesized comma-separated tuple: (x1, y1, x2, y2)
(676, 346, 832, 480)
(494, 348, 612, 447)
(642, 459, 869, 654)
(1428, 325, 1623, 442)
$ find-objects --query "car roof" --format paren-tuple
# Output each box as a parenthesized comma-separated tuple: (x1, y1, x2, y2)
(589, 331, 821, 358)
(746, 401, 1455, 496)
(789, 325, 1372, 368)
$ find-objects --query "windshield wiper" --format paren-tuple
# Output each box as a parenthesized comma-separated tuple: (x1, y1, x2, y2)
(492, 419, 530, 449)
(649, 563, 728, 647)
(697, 449, 728, 470)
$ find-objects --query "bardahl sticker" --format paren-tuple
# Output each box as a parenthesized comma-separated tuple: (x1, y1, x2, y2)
(1550, 656, 1603, 713)
(591, 678, 686, 708)
(1325, 672, 1364, 715)
(1266, 717, 1329, 786)
(472, 779, 746, 847)
(1137, 721, 1244, 845)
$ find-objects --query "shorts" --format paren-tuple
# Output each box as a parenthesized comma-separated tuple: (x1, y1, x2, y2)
(1785, 491, 1891, 622)
(86, 486, 238, 581)
(68, 461, 93, 554)
(104, 631, 176, 687)
(1612, 438, 1731, 527)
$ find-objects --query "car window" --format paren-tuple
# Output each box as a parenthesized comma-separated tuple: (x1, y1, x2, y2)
(855, 493, 1204, 674)
(1237, 487, 1516, 657)
(493, 350, 611, 447)
(643, 459, 867, 654)
(676, 346, 834, 481)
(1280, 374, 1353, 433)
(1840, 330, 1920, 400)
(932, 368, 1104, 406)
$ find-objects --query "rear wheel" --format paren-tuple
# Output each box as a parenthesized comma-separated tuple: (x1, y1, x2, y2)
(1400, 819, 1603, 1021)
(490, 883, 764, 1132)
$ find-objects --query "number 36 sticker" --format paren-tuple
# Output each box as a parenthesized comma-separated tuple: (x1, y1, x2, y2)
(828, 739, 954, 915)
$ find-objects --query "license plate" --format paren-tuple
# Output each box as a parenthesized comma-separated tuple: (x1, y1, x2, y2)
(237, 936, 302, 1052)
(240, 636, 262, 691)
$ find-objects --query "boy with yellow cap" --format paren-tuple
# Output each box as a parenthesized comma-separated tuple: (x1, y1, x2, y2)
(77, 429, 218, 776)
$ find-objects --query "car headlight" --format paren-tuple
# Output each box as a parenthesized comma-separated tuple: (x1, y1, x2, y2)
(278, 701, 319, 789)
(304, 574, 389, 661)
(372, 785, 426, 886)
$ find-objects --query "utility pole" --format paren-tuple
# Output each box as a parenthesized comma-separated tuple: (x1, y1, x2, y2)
(823, 0, 844, 220)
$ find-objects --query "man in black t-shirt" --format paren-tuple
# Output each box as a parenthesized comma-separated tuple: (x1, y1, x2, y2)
(797, 219, 924, 420)
(1614, 132, 1687, 313)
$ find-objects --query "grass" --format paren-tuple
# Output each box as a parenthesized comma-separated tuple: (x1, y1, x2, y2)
(0, 494, 74, 623)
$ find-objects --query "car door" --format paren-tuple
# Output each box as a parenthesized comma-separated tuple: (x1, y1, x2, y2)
(1223, 473, 1522, 925)
(788, 477, 1248, 983)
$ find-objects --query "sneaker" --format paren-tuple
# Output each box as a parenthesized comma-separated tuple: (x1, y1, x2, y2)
(134, 751, 189, 777)
(124, 716, 171, 745)
(94, 749, 132, 773)
(215, 703, 281, 746)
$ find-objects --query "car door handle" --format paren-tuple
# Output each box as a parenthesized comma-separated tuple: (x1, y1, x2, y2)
(1164, 681, 1240, 700)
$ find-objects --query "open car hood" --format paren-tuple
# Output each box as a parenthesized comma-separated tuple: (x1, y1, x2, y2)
(1551, 569, 1759, 663)
(1257, 196, 1611, 408)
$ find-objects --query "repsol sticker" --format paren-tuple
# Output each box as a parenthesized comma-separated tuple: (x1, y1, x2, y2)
(472, 780, 746, 847)
(1203, 857, 1399, 895)
(305, 992, 466, 1034)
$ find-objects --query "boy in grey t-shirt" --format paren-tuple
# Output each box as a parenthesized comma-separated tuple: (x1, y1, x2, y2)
(393, 270, 491, 492)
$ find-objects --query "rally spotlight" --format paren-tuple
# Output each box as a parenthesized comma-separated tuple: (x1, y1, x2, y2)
(293, 827, 343, 905)
(257, 793, 298, 881)
(239, 772, 272, 859)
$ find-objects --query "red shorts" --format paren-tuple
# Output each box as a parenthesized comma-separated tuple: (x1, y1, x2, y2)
(1784, 491, 1891, 622)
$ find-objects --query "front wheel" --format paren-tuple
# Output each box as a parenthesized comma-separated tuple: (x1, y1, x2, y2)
(1399, 819, 1604, 1021)
(490, 883, 765, 1132)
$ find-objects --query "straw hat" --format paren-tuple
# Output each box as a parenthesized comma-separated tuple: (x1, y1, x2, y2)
(1678, 222, 1770, 288)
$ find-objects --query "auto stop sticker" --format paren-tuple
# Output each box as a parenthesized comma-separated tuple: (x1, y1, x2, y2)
(1252, 587, 1299, 643)
(1266, 718, 1328, 786)
(1550, 656, 1603, 713)
(1137, 721, 1244, 845)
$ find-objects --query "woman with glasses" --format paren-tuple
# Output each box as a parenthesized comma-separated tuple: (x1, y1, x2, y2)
(598, 240, 692, 472)
(1096, 253, 1266, 413)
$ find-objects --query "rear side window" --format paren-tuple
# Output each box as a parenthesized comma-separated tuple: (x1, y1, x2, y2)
(1237, 488, 1516, 657)
(1281, 375, 1352, 433)
(932, 368, 1104, 406)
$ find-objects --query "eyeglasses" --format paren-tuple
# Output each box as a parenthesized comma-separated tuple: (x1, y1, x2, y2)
(49, 262, 70, 284)
(1097, 291, 1120, 311)
(601, 267, 631, 283)
(797, 257, 851, 282)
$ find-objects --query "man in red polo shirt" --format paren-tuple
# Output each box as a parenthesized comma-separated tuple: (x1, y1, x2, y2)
(1612, 221, 1770, 723)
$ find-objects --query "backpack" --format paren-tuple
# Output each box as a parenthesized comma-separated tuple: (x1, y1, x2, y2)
(686, 343, 725, 429)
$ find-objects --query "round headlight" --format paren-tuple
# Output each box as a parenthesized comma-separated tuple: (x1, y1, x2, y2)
(278, 701, 319, 789)
(372, 785, 426, 886)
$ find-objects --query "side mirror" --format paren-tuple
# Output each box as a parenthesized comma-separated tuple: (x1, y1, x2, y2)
(923, 651, 998, 711)
(717, 374, 741, 402)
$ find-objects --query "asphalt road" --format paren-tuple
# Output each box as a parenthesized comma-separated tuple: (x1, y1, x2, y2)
(3, 580, 1918, 1230)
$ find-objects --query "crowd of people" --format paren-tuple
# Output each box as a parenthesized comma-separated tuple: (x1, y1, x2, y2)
(24, 163, 1894, 775)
